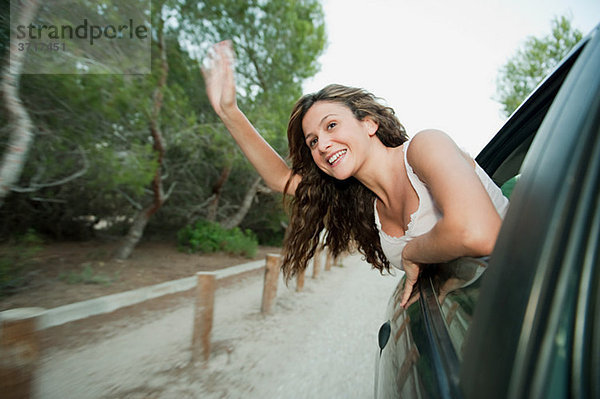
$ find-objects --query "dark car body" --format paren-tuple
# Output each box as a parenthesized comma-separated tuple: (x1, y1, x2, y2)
(374, 23, 600, 399)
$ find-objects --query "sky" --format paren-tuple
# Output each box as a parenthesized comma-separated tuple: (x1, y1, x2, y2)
(302, 0, 600, 154)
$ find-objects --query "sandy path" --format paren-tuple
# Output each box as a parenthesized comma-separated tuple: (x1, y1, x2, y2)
(34, 253, 401, 399)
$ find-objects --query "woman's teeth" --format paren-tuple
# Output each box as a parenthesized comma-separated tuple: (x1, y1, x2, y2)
(328, 150, 347, 165)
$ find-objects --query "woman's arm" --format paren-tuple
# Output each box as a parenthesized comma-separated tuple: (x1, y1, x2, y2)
(202, 41, 300, 194)
(399, 130, 503, 307)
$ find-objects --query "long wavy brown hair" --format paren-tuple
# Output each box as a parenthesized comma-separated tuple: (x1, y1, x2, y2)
(281, 84, 409, 281)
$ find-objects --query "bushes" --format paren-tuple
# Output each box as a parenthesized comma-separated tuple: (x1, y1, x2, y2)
(177, 220, 258, 258)
(59, 263, 116, 285)
(0, 229, 43, 295)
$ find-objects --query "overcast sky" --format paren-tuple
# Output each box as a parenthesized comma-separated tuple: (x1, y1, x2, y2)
(303, 0, 600, 154)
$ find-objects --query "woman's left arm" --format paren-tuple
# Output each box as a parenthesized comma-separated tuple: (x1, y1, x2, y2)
(399, 130, 503, 307)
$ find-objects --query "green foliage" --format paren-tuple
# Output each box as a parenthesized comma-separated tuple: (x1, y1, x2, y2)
(0, 73, 158, 238)
(178, 0, 326, 147)
(0, 229, 43, 295)
(88, 143, 158, 196)
(59, 263, 116, 285)
(177, 220, 258, 258)
(496, 15, 583, 117)
(241, 192, 287, 246)
(1, 0, 326, 249)
(148, 0, 325, 235)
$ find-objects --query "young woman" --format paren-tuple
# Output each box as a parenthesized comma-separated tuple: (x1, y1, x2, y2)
(202, 41, 509, 307)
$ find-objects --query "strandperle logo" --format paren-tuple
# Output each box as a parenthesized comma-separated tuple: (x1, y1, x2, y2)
(16, 19, 149, 46)
(10, 0, 151, 75)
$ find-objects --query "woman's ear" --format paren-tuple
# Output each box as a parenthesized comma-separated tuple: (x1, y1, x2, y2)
(363, 117, 379, 136)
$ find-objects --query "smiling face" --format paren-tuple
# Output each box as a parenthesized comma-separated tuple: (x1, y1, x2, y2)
(286, 84, 408, 184)
(301, 101, 378, 180)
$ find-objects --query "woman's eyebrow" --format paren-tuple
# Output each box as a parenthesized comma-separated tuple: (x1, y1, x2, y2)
(320, 113, 337, 125)
(304, 114, 338, 139)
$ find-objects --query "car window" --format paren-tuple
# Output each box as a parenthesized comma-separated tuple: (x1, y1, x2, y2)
(429, 257, 487, 360)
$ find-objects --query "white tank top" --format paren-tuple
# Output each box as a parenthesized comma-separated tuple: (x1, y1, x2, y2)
(373, 139, 510, 270)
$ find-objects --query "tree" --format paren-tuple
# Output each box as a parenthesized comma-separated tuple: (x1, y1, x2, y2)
(171, 0, 326, 228)
(0, 0, 40, 207)
(496, 15, 583, 117)
(0, 71, 158, 240)
(0, 0, 325, 250)
(114, 0, 173, 260)
(0, 0, 159, 239)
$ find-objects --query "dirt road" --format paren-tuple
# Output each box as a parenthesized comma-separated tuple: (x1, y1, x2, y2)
(34, 253, 401, 398)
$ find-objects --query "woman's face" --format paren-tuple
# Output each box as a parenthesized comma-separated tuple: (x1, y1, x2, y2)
(301, 101, 377, 180)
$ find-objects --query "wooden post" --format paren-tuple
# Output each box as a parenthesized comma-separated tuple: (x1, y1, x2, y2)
(312, 245, 322, 279)
(192, 272, 216, 363)
(324, 249, 333, 271)
(261, 254, 281, 314)
(296, 268, 305, 292)
(0, 307, 45, 399)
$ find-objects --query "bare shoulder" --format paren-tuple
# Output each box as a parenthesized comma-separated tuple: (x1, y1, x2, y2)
(406, 129, 462, 168)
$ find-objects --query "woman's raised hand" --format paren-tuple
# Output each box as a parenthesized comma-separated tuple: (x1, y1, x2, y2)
(202, 40, 237, 117)
(200, 40, 297, 194)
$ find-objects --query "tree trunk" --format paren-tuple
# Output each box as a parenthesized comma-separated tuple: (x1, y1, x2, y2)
(0, 0, 41, 207)
(113, 210, 151, 260)
(220, 176, 262, 230)
(115, 15, 169, 260)
(206, 163, 232, 222)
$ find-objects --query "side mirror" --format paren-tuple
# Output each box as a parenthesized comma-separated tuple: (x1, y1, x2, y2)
(378, 320, 391, 355)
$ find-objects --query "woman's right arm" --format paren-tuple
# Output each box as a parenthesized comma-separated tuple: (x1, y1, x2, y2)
(202, 41, 300, 195)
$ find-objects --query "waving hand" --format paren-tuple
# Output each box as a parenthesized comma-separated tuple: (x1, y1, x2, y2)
(202, 40, 237, 117)
(200, 40, 300, 195)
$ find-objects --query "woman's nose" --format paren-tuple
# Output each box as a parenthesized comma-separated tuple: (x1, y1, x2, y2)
(317, 135, 331, 152)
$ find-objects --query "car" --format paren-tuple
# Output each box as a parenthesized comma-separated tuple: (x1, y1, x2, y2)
(374, 23, 600, 399)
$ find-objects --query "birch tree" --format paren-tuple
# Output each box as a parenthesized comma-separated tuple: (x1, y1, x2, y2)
(0, 0, 40, 207)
